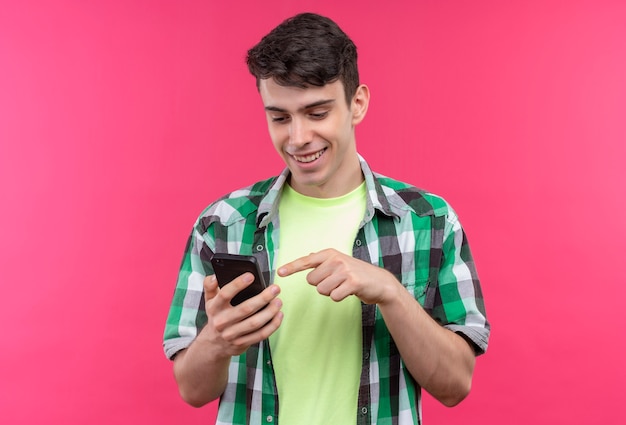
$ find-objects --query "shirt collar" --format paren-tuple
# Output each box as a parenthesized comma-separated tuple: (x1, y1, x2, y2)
(257, 154, 402, 228)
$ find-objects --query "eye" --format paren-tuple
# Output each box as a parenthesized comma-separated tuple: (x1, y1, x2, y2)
(309, 111, 328, 120)
(270, 115, 290, 123)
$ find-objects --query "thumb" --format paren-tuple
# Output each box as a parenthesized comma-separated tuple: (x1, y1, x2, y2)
(203, 275, 219, 300)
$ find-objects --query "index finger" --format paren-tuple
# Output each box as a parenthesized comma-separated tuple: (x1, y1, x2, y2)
(277, 251, 325, 277)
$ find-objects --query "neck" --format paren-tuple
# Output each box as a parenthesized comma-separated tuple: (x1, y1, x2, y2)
(289, 154, 364, 199)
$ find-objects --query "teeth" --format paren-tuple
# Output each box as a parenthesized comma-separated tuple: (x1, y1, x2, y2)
(294, 149, 325, 163)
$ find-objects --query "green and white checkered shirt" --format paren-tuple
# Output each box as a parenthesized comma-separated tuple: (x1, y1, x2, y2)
(163, 156, 489, 425)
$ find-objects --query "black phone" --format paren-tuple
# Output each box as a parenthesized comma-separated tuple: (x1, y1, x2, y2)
(210, 253, 267, 306)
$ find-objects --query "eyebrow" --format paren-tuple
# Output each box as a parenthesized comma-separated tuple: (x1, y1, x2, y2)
(264, 99, 336, 113)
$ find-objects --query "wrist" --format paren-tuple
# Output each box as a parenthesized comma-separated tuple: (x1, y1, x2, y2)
(192, 330, 232, 363)
(376, 271, 404, 306)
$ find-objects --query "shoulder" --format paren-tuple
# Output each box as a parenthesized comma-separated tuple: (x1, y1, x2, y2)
(195, 176, 278, 231)
(373, 173, 451, 218)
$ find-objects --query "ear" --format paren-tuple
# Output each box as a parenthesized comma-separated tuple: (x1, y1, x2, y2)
(351, 84, 370, 125)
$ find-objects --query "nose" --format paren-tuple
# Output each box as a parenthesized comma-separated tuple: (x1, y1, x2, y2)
(288, 117, 310, 148)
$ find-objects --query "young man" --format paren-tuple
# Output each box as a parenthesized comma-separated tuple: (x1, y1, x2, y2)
(164, 12, 489, 425)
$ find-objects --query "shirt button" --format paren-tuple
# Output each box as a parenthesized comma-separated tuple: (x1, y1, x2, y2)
(266, 415, 273, 422)
(355, 239, 362, 247)
(364, 352, 370, 360)
(256, 245, 264, 252)
(361, 407, 368, 415)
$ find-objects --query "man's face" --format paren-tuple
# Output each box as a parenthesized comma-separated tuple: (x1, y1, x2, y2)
(259, 78, 368, 198)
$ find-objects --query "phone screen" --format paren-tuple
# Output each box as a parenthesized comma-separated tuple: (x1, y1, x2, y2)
(210, 253, 267, 306)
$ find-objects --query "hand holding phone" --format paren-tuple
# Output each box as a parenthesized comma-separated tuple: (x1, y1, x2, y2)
(210, 253, 267, 306)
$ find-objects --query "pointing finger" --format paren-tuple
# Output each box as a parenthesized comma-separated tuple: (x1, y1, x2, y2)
(277, 252, 322, 277)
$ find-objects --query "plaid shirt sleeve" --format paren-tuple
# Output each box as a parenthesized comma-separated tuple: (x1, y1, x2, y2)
(162, 217, 213, 360)
(432, 206, 489, 354)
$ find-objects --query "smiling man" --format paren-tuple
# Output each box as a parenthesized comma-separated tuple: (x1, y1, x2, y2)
(260, 78, 366, 198)
(163, 13, 489, 425)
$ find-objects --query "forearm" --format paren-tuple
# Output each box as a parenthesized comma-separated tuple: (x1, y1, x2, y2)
(377, 280, 475, 407)
(173, 338, 231, 407)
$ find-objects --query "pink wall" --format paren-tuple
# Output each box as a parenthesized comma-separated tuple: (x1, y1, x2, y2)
(1, 1, 625, 423)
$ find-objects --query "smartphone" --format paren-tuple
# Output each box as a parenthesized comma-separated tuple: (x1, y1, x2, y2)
(210, 253, 267, 306)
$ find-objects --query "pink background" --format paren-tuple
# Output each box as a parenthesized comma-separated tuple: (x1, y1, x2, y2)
(1, 0, 625, 423)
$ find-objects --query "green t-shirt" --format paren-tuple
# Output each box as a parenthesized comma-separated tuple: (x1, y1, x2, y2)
(269, 182, 366, 424)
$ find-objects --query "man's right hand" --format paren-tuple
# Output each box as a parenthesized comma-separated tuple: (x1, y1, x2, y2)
(199, 273, 283, 357)
(172, 274, 282, 407)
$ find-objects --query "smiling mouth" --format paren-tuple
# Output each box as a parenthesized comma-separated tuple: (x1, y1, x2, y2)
(293, 148, 327, 163)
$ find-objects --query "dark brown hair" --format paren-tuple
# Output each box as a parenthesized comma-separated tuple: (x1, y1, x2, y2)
(246, 13, 359, 105)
